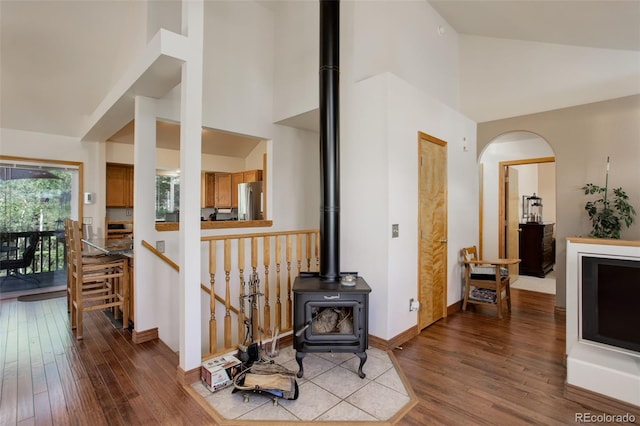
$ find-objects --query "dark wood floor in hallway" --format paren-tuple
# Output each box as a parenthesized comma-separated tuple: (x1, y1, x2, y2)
(1, 289, 638, 425)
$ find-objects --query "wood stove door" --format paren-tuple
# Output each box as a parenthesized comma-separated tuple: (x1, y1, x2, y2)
(303, 300, 362, 343)
(418, 132, 448, 330)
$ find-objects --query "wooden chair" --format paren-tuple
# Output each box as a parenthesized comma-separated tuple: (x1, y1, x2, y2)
(65, 218, 104, 314)
(68, 220, 129, 339)
(462, 246, 517, 319)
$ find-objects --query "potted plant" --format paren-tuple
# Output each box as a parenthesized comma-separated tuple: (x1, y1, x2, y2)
(582, 157, 636, 239)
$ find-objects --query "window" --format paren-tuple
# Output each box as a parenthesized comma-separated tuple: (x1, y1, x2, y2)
(155, 174, 180, 221)
(1, 165, 74, 232)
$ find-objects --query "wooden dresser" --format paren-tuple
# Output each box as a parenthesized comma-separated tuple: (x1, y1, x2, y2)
(518, 222, 555, 277)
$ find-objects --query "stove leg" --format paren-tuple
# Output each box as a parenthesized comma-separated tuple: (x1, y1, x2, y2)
(295, 351, 306, 378)
(356, 352, 367, 378)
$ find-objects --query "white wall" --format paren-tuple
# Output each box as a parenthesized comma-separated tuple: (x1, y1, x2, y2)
(480, 138, 555, 258)
(337, 1, 474, 340)
(272, 0, 318, 123)
(342, 73, 477, 340)
(201, 1, 275, 139)
(351, 1, 460, 112)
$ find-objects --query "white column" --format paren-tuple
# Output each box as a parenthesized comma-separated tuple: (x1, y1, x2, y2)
(133, 95, 158, 332)
(179, 0, 204, 373)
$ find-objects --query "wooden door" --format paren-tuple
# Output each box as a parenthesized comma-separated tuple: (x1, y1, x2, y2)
(506, 167, 520, 279)
(418, 132, 447, 330)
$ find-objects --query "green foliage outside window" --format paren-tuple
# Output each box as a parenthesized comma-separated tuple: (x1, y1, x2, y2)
(0, 170, 73, 233)
(155, 175, 180, 220)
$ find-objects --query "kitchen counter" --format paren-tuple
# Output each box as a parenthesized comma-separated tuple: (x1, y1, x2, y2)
(82, 237, 133, 257)
(156, 219, 273, 232)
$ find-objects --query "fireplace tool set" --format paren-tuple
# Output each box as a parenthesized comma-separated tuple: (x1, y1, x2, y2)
(233, 271, 299, 404)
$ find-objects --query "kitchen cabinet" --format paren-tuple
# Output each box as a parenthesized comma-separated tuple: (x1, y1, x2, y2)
(215, 173, 232, 208)
(200, 169, 263, 208)
(243, 169, 262, 183)
(201, 172, 216, 208)
(231, 169, 263, 208)
(106, 163, 133, 207)
(519, 222, 555, 277)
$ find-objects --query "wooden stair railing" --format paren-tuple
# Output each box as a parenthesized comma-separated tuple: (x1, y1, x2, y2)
(141, 229, 320, 359)
(201, 229, 319, 358)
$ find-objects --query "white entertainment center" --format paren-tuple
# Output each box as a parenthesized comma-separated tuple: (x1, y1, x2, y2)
(566, 238, 640, 406)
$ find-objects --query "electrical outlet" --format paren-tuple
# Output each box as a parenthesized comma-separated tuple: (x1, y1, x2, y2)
(392, 224, 399, 238)
(83, 217, 92, 225)
(409, 298, 419, 312)
(126, 208, 132, 216)
(156, 240, 165, 253)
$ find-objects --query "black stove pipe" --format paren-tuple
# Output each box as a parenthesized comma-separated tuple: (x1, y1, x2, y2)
(319, 0, 340, 281)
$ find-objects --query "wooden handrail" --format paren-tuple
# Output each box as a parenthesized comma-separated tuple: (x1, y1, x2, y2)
(201, 229, 319, 241)
(200, 284, 239, 315)
(140, 240, 179, 271)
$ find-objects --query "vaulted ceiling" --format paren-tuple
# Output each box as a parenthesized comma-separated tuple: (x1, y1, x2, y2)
(428, 0, 640, 52)
(1, 1, 638, 153)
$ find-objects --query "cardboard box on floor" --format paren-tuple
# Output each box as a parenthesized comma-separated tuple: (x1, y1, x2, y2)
(201, 355, 242, 392)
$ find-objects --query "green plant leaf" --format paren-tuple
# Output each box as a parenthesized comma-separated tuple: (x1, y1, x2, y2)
(582, 180, 636, 239)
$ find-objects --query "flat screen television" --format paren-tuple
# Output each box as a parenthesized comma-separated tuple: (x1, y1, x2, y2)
(581, 256, 640, 353)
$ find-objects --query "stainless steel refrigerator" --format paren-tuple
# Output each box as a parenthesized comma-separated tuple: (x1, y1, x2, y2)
(238, 181, 263, 220)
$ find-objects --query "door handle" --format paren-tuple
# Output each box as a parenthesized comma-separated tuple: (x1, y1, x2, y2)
(440, 239, 448, 243)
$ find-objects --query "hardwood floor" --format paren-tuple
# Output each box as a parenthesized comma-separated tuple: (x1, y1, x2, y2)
(0, 295, 213, 425)
(1, 289, 638, 425)
(394, 290, 640, 425)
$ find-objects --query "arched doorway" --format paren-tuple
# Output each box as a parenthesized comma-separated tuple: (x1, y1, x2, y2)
(478, 131, 557, 293)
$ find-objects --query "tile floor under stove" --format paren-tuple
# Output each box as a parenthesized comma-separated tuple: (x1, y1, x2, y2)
(190, 345, 414, 423)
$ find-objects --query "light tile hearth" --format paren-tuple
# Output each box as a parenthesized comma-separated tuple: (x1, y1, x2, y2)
(190, 346, 415, 423)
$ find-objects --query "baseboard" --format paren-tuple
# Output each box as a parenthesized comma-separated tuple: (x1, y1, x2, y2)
(448, 300, 462, 315)
(565, 383, 640, 418)
(369, 326, 420, 351)
(132, 327, 158, 344)
(368, 301, 462, 350)
(177, 365, 201, 386)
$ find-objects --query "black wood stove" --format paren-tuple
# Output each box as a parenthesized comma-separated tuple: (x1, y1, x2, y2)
(293, 0, 371, 379)
(293, 273, 371, 378)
